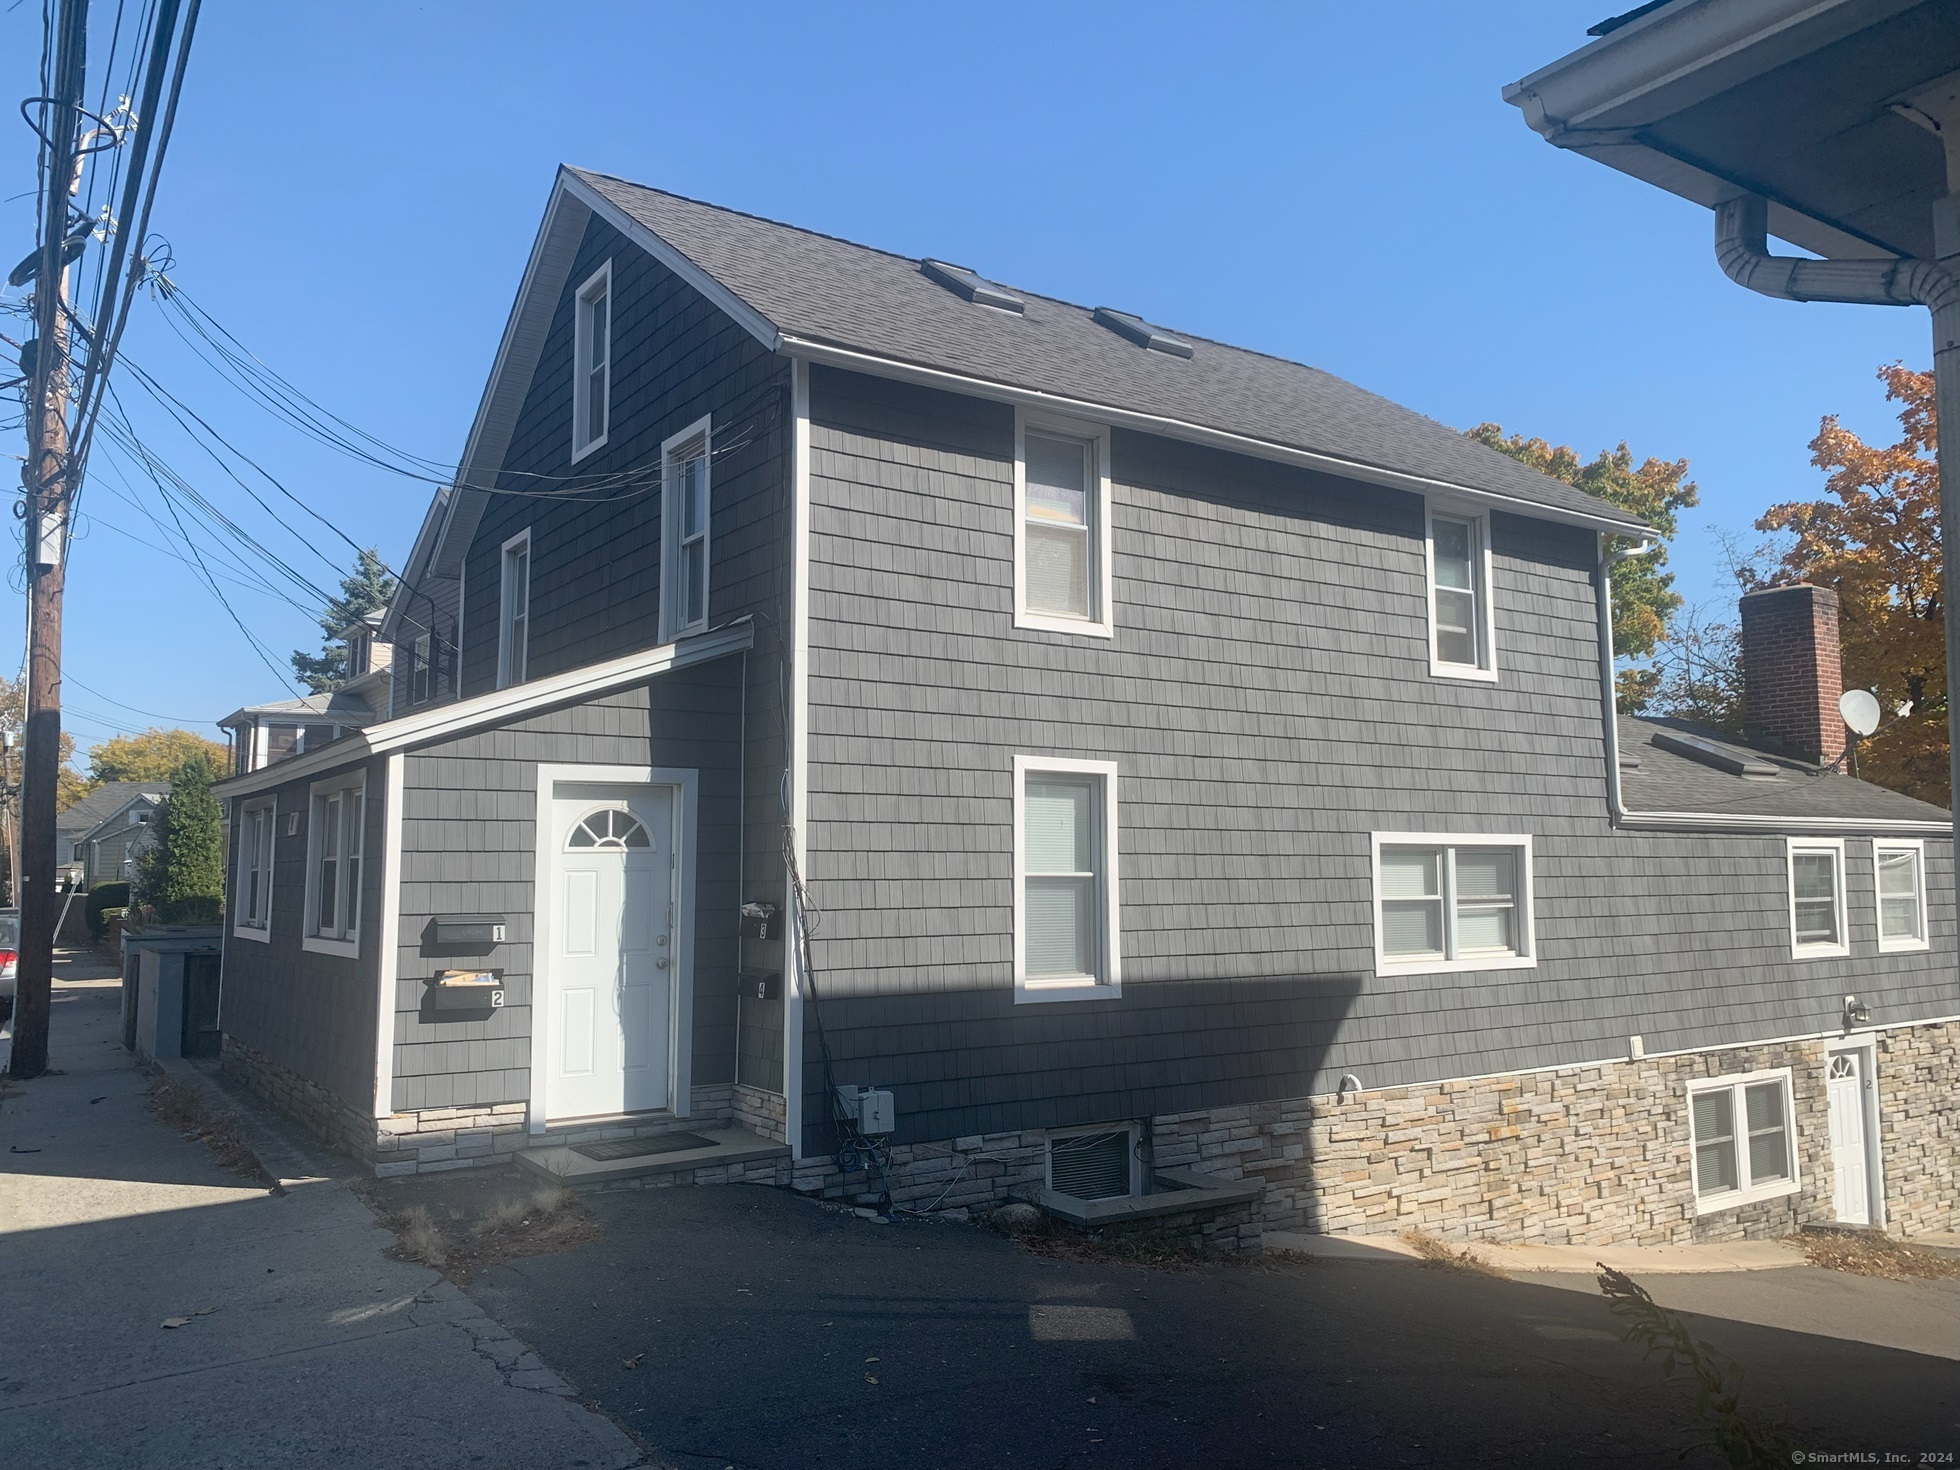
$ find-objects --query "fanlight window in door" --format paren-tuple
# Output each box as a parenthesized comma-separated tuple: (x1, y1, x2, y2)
(1828, 1054, 1855, 1081)
(567, 808, 651, 850)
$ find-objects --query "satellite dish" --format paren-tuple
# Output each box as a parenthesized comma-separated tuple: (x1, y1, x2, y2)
(1839, 688, 1881, 738)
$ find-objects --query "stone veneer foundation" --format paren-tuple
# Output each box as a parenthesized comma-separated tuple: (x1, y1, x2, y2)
(221, 1039, 781, 1178)
(226, 1022, 1953, 1245)
(790, 1019, 1956, 1249)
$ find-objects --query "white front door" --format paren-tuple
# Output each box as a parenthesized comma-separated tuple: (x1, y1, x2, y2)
(1826, 1051, 1871, 1225)
(544, 787, 674, 1121)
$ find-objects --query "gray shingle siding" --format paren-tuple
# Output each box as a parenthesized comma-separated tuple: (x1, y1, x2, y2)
(219, 754, 387, 1107)
(457, 213, 786, 698)
(392, 666, 749, 1112)
(797, 364, 1955, 1152)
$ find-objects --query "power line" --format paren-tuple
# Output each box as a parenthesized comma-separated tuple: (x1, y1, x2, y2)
(64, 670, 208, 724)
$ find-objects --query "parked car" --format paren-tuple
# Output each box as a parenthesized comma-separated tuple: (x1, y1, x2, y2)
(0, 908, 17, 1019)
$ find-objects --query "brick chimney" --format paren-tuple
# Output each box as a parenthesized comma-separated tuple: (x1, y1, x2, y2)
(1739, 583, 1844, 766)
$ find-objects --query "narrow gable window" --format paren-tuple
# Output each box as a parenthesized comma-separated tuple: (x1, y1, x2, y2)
(1875, 839, 1928, 952)
(1786, 838, 1848, 958)
(1015, 412, 1113, 638)
(661, 417, 712, 641)
(1689, 1069, 1798, 1212)
(1014, 755, 1120, 1002)
(1426, 504, 1494, 679)
(572, 261, 612, 461)
(1373, 834, 1533, 975)
(409, 632, 433, 706)
(498, 529, 531, 688)
(303, 775, 365, 957)
(233, 798, 275, 941)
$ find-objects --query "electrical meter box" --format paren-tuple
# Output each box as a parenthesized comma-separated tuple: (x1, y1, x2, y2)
(835, 1084, 895, 1135)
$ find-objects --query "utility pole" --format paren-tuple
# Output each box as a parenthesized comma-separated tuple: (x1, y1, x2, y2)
(10, 0, 88, 1079)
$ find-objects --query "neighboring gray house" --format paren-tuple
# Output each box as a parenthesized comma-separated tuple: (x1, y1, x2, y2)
(210, 167, 1955, 1247)
(219, 612, 394, 778)
(58, 781, 167, 889)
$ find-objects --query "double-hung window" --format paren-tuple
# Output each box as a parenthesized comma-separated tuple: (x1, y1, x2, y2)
(233, 798, 275, 941)
(572, 260, 611, 461)
(1874, 838, 1929, 953)
(661, 416, 712, 640)
(1014, 756, 1120, 1002)
(1015, 412, 1113, 638)
(1373, 833, 1534, 974)
(409, 632, 433, 706)
(1786, 838, 1848, 958)
(1426, 503, 1494, 678)
(1688, 1069, 1799, 1212)
(498, 529, 531, 688)
(304, 774, 365, 956)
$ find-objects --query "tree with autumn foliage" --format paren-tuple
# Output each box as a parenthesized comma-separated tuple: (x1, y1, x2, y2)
(1752, 364, 1946, 804)
(1467, 424, 1699, 709)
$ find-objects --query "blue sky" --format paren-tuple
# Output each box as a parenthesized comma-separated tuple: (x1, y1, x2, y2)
(0, 2, 1929, 764)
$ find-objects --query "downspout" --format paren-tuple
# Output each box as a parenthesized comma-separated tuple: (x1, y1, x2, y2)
(1597, 534, 1656, 822)
(1714, 192, 1960, 941)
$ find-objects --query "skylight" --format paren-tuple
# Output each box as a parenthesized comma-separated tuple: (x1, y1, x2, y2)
(1092, 306, 1194, 359)
(920, 259, 1024, 313)
(1650, 729, 1780, 779)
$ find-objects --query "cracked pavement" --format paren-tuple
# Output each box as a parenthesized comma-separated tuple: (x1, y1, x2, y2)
(0, 956, 641, 1470)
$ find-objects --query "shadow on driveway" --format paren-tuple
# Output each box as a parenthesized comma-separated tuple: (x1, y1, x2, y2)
(441, 1181, 1959, 1469)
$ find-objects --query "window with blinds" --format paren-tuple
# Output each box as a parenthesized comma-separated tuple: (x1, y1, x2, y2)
(1375, 836, 1532, 974)
(1428, 507, 1493, 676)
(1016, 757, 1119, 1001)
(1785, 839, 1847, 958)
(1016, 416, 1112, 637)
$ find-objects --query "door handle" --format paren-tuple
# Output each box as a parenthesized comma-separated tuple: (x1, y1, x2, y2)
(655, 957, 669, 970)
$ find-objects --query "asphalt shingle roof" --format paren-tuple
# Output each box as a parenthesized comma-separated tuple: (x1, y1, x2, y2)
(570, 168, 1650, 533)
(57, 780, 168, 836)
(1619, 715, 1949, 825)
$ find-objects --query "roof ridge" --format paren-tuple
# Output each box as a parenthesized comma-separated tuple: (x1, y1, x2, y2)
(566, 167, 1593, 501)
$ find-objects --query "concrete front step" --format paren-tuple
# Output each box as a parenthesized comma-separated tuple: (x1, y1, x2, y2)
(515, 1125, 789, 1189)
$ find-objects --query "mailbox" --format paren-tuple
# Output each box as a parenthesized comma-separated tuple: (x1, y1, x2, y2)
(433, 915, 507, 946)
(428, 969, 504, 1011)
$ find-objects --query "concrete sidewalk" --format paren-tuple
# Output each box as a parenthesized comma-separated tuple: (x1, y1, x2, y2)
(1265, 1227, 1807, 1274)
(0, 951, 643, 1470)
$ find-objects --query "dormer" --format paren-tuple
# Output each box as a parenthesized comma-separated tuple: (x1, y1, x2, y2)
(337, 609, 393, 680)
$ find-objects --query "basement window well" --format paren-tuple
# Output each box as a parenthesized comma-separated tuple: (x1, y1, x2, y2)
(1048, 1128, 1137, 1202)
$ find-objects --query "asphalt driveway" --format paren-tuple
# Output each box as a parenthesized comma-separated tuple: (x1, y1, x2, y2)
(432, 1181, 1959, 1470)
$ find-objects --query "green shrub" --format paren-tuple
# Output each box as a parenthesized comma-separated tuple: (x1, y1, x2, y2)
(86, 882, 131, 940)
(134, 754, 224, 924)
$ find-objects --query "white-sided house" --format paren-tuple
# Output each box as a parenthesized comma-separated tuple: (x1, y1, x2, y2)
(209, 168, 1956, 1248)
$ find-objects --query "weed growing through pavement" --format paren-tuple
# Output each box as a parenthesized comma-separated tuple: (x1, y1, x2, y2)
(1596, 1264, 1798, 1469)
(1402, 1228, 1509, 1278)
(1788, 1229, 1959, 1281)
(368, 1184, 602, 1285)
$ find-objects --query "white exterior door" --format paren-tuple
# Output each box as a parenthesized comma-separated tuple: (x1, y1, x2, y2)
(1826, 1051, 1871, 1226)
(544, 788, 674, 1121)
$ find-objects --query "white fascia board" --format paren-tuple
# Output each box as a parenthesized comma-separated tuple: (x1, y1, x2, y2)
(1614, 808, 1951, 836)
(782, 337, 1651, 537)
(559, 170, 783, 354)
(213, 621, 755, 798)
(379, 486, 453, 643)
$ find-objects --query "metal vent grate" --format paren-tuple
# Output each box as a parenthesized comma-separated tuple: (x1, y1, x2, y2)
(1049, 1130, 1132, 1202)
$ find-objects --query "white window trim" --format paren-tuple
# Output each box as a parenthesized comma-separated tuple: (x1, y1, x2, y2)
(231, 796, 276, 943)
(570, 259, 612, 463)
(301, 771, 367, 959)
(1786, 837, 1850, 959)
(496, 528, 531, 690)
(1424, 499, 1498, 682)
(1687, 1066, 1802, 1214)
(1370, 831, 1536, 976)
(659, 415, 714, 642)
(1872, 836, 1930, 954)
(1013, 408, 1115, 639)
(1012, 754, 1121, 1004)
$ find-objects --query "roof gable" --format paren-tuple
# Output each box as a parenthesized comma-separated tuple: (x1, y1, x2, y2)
(57, 781, 167, 835)
(397, 165, 1651, 615)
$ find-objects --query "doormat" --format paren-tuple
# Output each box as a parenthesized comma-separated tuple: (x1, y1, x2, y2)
(572, 1132, 718, 1162)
